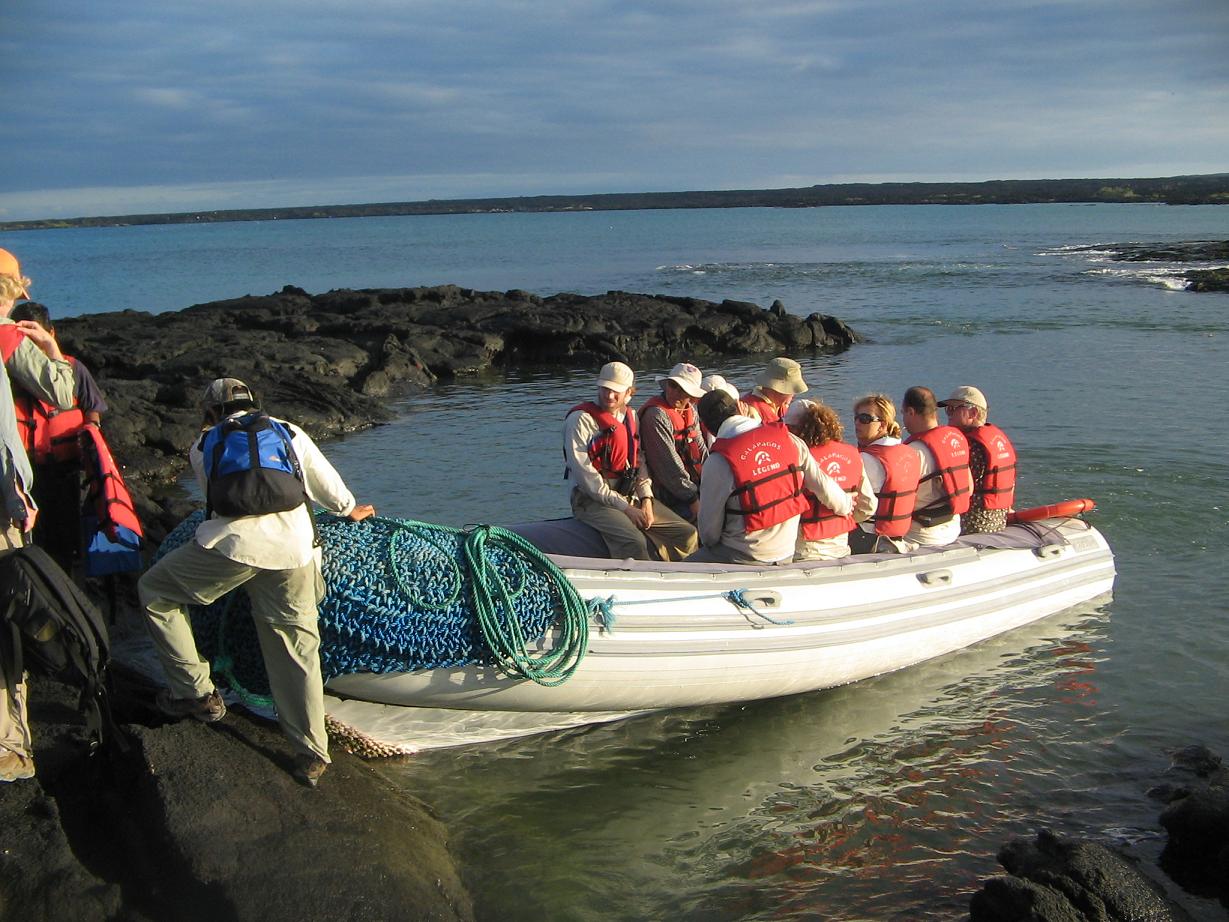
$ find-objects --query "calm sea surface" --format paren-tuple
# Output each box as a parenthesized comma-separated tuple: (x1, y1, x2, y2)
(6, 205, 1229, 919)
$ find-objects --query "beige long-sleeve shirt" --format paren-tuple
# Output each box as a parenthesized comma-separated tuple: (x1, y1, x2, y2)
(563, 407, 652, 510)
(0, 317, 75, 410)
(191, 415, 357, 570)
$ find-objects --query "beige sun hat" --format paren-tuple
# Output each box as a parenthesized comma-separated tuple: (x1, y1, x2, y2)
(782, 398, 818, 426)
(937, 385, 988, 412)
(756, 357, 808, 395)
(597, 361, 635, 393)
(657, 362, 704, 398)
(0, 248, 31, 300)
(701, 374, 741, 403)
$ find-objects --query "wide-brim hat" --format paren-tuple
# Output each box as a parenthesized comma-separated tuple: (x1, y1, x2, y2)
(657, 362, 704, 398)
(938, 385, 988, 412)
(597, 361, 635, 393)
(756, 357, 808, 395)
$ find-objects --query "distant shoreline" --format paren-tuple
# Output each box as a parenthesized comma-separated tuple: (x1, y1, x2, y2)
(3, 173, 1227, 231)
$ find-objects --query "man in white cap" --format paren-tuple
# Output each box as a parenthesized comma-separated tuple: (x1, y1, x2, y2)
(138, 378, 376, 787)
(638, 362, 708, 521)
(563, 362, 697, 560)
(938, 385, 1016, 535)
(743, 357, 808, 423)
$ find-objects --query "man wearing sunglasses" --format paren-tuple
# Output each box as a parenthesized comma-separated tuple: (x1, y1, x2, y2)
(937, 386, 1016, 535)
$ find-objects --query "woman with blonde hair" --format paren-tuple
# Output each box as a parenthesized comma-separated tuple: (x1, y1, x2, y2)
(849, 393, 921, 554)
(784, 399, 874, 561)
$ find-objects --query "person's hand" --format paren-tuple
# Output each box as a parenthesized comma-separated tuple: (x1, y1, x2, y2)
(688, 498, 700, 521)
(14, 321, 64, 360)
(20, 498, 38, 533)
(347, 503, 376, 522)
(639, 498, 655, 529)
(622, 504, 649, 529)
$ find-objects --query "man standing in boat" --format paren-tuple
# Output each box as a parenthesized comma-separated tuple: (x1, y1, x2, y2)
(564, 362, 697, 560)
(689, 389, 852, 565)
(901, 385, 971, 547)
(742, 357, 809, 423)
(638, 362, 707, 522)
(138, 378, 375, 787)
(938, 385, 1016, 534)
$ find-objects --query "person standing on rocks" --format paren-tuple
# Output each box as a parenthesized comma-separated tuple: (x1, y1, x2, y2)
(742, 357, 808, 423)
(637, 362, 708, 522)
(0, 249, 76, 444)
(0, 362, 38, 781)
(564, 362, 697, 560)
(938, 385, 1016, 535)
(138, 378, 376, 787)
(8, 301, 109, 571)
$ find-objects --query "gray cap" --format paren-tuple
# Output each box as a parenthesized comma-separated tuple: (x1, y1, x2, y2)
(202, 377, 255, 410)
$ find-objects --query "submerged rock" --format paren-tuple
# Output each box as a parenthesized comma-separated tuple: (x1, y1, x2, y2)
(969, 829, 1192, 922)
(50, 284, 859, 540)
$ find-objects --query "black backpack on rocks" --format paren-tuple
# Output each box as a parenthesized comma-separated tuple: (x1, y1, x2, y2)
(0, 545, 120, 749)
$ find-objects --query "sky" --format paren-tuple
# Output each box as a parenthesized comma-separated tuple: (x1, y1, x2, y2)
(2, 0, 1227, 221)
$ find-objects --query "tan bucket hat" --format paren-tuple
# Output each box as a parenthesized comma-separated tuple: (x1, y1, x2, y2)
(756, 357, 808, 395)
(657, 362, 705, 398)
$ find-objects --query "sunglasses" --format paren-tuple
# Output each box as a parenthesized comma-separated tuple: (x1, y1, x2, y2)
(944, 403, 973, 411)
(854, 413, 881, 424)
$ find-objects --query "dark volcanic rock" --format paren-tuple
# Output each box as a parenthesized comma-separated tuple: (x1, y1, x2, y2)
(969, 829, 1192, 922)
(1156, 745, 1229, 898)
(0, 674, 473, 922)
(1184, 268, 1229, 292)
(50, 284, 859, 539)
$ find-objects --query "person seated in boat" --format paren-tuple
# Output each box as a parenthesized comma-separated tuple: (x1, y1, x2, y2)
(900, 385, 971, 548)
(742, 357, 808, 423)
(138, 378, 376, 788)
(699, 375, 746, 447)
(563, 362, 697, 561)
(687, 389, 851, 565)
(784, 399, 875, 561)
(638, 362, 707, 523)
(848, 394, 921, 555)
(937, 385, 1016, 535)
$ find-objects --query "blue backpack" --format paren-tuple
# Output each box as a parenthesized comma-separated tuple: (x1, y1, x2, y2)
(199, 412, 307, 518)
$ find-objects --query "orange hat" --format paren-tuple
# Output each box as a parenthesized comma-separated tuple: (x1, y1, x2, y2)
(0, 248, 30, 299)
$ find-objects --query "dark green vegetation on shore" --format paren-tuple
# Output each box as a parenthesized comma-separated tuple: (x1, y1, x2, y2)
(4, 173, 1227, 230)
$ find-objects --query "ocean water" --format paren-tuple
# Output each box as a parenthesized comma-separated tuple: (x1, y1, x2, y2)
(6, 204, 1229, 919)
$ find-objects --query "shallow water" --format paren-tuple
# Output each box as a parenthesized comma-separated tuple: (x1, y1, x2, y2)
(9, 203, 1229, 918)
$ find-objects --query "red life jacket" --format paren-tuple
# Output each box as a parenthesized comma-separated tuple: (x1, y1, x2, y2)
(79, 423, 144, 544)
(568, 402, 639, 480)
(965, 424, 1017, 510)
(2, 329, 86, 465)
(638, 394, 704, 480)
(862, 443, 921, 538)
(742, 392, 781, 424)
(904, 425, 973, 518)
(800, 440, 862, 540)
(711, 421, 808, 531)
(0, 324, 24, 362)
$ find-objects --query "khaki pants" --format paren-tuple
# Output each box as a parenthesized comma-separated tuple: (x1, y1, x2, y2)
(138, 541, 330, 762)
(0, 527, 32, 760)
(571, 491, 698, 561)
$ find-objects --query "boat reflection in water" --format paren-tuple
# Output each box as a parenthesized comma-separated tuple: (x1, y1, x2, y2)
(382, 599, 1111, 921)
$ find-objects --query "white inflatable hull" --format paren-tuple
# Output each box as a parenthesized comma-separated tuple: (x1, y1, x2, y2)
(327, 518, 1114, 722)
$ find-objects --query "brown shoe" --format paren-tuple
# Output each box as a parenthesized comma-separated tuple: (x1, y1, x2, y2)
(0, 750, 35, 782)
(156, 688, 227, 723)
(293, 753, 328, 788)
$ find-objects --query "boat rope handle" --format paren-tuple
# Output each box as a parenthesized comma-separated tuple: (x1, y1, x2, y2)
(583, 588, 795, 629)
(724, 588, 794, 626)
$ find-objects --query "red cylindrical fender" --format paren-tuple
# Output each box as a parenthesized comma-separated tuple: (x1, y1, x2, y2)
(1008, 498, 1096, 523)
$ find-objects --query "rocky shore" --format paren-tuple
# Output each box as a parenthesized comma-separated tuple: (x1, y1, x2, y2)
(1064, 239, 1229, 292)
(49, 283, 857, 540)
(2, 285, 856, 919)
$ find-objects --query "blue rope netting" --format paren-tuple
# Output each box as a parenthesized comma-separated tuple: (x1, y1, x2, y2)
(157, 511, 588, 703)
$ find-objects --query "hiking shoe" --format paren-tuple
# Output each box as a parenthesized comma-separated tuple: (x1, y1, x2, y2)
(0, 750, 35, 782)
(293, 753, 328, 788)
(156, 689, 227, 723)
